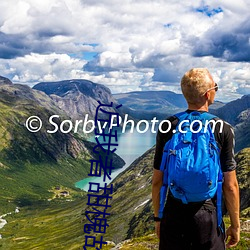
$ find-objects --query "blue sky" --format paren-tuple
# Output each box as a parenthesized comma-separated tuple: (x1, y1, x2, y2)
(0, 0, 249, 102)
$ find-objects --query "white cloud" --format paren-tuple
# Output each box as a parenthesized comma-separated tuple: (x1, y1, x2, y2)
(0, 53, 87, 85)
(0, 0, 249, 101)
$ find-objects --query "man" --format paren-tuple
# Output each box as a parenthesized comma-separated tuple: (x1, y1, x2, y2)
(152, 68, 240, 250)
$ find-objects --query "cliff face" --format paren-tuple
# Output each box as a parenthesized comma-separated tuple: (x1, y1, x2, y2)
(33, 79, 122, 120)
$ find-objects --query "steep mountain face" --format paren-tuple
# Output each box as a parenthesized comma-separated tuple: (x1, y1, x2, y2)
(0, 81, 124, 212)
(0, 82, 88, 211)
(33, 79, 123, 121)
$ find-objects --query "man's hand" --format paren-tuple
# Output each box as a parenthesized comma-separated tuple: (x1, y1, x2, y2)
(155, 221, 161, 239)
(225, 225, 240, 248)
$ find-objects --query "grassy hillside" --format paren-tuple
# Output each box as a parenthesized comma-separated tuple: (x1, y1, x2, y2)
(0, 146, 249, 249)
(0, 199, 86, 250)
(0, 83, 124, 214)
(0, 85, 90, 213)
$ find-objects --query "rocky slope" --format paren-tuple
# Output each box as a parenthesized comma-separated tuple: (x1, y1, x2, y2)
(82, 146, 155, 243)
(0, 82, 86, 161)
(33, 79, 126, 121)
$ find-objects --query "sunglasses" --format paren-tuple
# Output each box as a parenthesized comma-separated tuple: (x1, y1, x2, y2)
(203, 83, 218, 95)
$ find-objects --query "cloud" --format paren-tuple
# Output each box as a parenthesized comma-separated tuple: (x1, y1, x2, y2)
(192, 18, 250, 62)
(0, 0, 249, 101)
(0, 53, 87, 85)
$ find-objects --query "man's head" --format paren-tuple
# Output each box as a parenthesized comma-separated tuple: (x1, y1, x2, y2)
(181, 68, 217, 106)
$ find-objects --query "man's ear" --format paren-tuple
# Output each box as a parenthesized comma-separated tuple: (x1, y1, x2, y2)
(204, 92, 209, 100)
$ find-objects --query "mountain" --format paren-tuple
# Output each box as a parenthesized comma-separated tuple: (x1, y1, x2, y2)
(114, 90, 225, 120)
(213, 94, 250, 125)
(0, 79, 124, 213)
(234, 108, 250, 152)
(0, 76, 12, 85)
(33, 79, 124, 121)
(212, 95, 250, 152)
(32, 80, 228, 122)
(114, 91, 186, 119)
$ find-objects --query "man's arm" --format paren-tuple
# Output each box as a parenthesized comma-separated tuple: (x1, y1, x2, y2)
(152, 169, 163, 239)
(223, 170, 240, 248)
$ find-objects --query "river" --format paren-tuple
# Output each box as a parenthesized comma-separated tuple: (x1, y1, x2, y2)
(75, 127, 156, 191)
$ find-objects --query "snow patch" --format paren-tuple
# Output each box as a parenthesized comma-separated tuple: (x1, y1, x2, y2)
(138, 185, 145, 190)
(134, 199, 150, 210)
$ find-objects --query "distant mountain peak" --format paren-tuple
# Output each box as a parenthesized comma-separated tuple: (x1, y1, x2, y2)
(33, 79, 119, 120)
(33, 79, 111, 98)
(0, 76, 12, 85)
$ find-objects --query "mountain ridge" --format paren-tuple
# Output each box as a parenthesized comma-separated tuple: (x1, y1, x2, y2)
(33, 79, 123, 121)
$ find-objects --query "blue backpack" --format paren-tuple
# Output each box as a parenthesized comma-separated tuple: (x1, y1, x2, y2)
(158, 111, 223, 228)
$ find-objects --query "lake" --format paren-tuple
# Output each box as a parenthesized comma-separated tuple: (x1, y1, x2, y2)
(75, 127, 156, 191)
